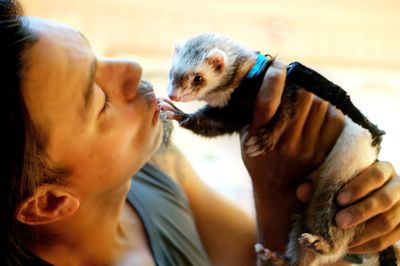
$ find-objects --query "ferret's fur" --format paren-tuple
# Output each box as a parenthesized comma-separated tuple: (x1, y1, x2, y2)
(163, 33, 397, 266)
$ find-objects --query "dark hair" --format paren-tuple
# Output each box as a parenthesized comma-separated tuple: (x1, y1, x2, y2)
(1, 1, 66, 265)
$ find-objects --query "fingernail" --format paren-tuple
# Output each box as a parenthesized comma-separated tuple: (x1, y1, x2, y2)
(337, 191, 352, 205)
(336, 211, 352, 228)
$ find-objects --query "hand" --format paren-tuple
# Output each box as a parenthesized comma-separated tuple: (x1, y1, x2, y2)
(298, 161, 400, 253)
(336, 161, 400, 253)
(240, 59, 345, 251)
(241, 60, 345, 187)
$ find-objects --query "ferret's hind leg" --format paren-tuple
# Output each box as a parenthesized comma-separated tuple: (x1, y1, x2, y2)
(298, 233, 332, 255)
(285, 61, 384, 146)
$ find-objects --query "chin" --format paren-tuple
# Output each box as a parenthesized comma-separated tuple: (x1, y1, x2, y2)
(149, 121, 164, 156)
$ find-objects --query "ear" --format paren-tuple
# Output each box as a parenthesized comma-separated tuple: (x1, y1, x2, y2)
(174, 40, 186, 54)
(16, 185, 80, 225)
(205, 48, 226, 72)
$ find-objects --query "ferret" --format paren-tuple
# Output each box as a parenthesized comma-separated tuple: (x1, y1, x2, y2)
(160, 33, 397, 266)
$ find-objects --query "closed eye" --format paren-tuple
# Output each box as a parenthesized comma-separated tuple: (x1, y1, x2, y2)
(101, 92, 111, 112)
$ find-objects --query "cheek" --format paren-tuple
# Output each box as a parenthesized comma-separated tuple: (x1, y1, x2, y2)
(99, 103, 161, 167)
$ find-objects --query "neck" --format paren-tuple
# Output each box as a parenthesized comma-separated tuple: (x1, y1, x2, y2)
(30, 181, 135, 266)
(204, 51, 258, 107)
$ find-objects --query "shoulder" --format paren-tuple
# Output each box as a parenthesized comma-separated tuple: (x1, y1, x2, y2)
(149, 143, 195, 185)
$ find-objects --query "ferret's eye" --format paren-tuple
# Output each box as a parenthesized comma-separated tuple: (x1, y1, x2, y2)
(193, 74, 203, 85)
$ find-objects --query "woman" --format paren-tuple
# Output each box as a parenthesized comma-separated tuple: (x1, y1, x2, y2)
(1, 0, 399, 265)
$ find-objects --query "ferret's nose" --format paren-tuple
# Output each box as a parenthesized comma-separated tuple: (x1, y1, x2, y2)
(167, 83, 181, 101)
(168, 92, 180, 101)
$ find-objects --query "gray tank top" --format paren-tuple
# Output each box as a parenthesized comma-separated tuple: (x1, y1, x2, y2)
(128, 163, 211, 266)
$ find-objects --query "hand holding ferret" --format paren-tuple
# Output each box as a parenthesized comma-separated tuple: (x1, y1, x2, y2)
(164, 32, 397, 264)
(241, 59, 400, 264)
(297, 161, 400, 255)
(336, 162, 400, 254)
(239, 59, 346, 252)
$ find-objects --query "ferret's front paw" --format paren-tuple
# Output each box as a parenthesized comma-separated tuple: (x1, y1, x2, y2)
(298, 233, 331, 255)
(158, 98, 188, 121)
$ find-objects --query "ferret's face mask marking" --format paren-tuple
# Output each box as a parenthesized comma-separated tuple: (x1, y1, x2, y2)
(167, 42, 227, 103)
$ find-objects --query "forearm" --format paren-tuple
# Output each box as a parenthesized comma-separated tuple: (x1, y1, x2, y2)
(252, 179, 299, 252)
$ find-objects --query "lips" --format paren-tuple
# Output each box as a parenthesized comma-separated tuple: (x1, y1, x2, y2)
(138, 80, 159, 125)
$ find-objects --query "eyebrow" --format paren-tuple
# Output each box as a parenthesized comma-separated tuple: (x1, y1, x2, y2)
(83, 57, 97, 112)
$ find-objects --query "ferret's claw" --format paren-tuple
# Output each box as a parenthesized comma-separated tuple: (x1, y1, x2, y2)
(159, 98, 188, 122)
(298, 233, 331, 255)
(254, 244, 288, 265)
(159, 98, 184, 113)
(245, 128, 278, 157)
(160, 110, 185, 121)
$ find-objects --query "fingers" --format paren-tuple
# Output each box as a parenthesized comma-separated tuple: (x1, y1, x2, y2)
(349, 201, 400, 248)
(313, 105, 344, 164)
(347, 224, 400, 254)
(337, 161, 395, 206)
(301, 96, 329, 148)
(335, 172, 400, 229)
(343, 166, 400, 254)
(296, 182, 312, 202)
(277, 90, 313, 151)
(251, 60, 286, 134)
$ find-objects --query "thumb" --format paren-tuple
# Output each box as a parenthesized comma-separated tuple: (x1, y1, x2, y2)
(250, 60, 286, 135)
(296, 182, 313, 202)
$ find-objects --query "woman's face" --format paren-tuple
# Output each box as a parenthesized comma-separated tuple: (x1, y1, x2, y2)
(22, 18, 163, 199)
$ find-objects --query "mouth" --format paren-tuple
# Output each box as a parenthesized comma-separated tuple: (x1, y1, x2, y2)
(139, 80, 159, 124)
(139, 80, 156, 99)
(178, 89, 196, 102)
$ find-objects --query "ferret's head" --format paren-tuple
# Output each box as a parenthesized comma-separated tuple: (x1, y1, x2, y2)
(167, 33, 231, 104)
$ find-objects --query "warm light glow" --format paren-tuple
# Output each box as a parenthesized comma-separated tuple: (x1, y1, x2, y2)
(24, 0, 400, 212)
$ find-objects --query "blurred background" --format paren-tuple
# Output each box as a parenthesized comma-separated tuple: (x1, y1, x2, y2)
(24, 0, 400, 214)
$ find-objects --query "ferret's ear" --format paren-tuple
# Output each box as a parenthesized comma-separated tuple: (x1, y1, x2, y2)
(174, 40, 186, 54)
(206, 48, 226, 72)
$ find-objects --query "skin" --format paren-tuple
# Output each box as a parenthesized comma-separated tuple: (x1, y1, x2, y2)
(19, 17, 161, 265)
(16, 17, 400, 266)
(242, 60, 400, 258)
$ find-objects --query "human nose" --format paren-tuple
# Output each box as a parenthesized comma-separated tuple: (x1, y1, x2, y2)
(120, 60, 142, 101)
(98, 58, 143, 102)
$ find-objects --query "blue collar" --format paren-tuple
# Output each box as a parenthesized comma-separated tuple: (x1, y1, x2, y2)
(246, 52, 268, 79)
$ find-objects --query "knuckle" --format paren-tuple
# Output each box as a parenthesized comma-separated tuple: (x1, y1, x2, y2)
(314, 101, 328, 114)
(255, 99, 275, 118)
(380, 191, 395, 209)
(266, 64, 286, 81)
(271, 59, 287, 70)
(297, 90, 313, 101)
(371, 167, 387, 184)
(280, 142, 298, 158)
(353, 200, 375, 220)
(356, 209, 370, 222)
(328, 108, 344, 125)
(380, 214, 395, 232)
(371, 238, 387, 252)
(350, 183, 367, 198)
